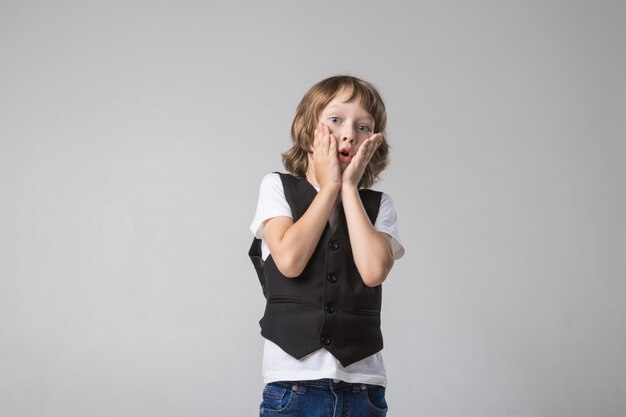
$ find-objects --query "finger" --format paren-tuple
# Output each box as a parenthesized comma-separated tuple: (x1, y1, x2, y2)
(313, 123, 327, 153)
(359, 138, 378, 164)
(329, 133, 338, 154)
(370, 132, 383, 141)
(370, 134, 382, 149)
(320, 124, 330, 153)
(359, 137, 375, 157)
(367, 140, 381, 161)
(364, 134, 380, 153)
(367, 134, 383, 152)
(312, 126, 320, 150)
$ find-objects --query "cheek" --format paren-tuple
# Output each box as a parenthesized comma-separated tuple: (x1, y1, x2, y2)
(355, 136, 368, 149)
(358, 130, 371, 140)
(327, 125, 340, 137)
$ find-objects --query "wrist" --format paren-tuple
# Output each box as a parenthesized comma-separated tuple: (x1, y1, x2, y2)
(340, 183, 359, 197)
(319, 182, 341, 196)
(341, 172, 360, 190)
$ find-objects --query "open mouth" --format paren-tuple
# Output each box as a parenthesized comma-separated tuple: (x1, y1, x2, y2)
(338, 149, 352, 164)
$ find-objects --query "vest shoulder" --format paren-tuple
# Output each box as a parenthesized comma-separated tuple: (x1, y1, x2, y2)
(359, 188, 384, 206)
(275, 172, 314, 195)
(274, 172, 306, 183)
(359, 188, 383, 197)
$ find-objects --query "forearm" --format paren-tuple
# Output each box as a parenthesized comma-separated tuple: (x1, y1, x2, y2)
(341, 185, 394, 287)
(266, 186, 339, 277)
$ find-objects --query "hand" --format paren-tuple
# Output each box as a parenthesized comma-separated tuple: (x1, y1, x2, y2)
(341, 133, 383, 189)
(309, 123, 342, 191)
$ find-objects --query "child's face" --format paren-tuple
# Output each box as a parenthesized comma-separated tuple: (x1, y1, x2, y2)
(318, 89, 376, 172)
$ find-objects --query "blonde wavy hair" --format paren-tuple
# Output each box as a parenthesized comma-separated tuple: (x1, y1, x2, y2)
(282, 75, 389, 189)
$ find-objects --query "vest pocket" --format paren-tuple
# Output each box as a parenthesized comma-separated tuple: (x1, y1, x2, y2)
(269, 295, 303, 304)
(355, 308, 381, 317)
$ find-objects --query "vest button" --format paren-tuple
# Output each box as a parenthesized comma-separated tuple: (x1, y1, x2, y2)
(328, 240, 339, 250)
(321, 336, 331, 346)
(327, 273, 337, 283)
(325, 303, 335, 314)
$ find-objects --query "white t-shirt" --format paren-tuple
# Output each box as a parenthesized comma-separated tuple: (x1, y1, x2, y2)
(250, 173, 405, 387)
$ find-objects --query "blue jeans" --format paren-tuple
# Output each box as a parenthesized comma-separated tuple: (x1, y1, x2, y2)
(259, 379, 388, 417)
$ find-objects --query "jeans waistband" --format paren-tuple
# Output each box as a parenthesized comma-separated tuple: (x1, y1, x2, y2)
(292, 379, 368, 393)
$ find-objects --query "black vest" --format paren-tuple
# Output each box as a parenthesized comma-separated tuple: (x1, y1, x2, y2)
(249, 173, 384, 367)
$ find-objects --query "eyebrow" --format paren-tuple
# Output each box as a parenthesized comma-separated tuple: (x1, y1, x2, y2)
(325, 105, 374, 122)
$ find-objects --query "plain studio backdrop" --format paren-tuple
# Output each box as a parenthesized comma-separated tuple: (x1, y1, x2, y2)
(1, 1, 624, 416)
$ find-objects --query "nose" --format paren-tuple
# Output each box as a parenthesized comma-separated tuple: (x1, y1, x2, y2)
(340, 125, 356, 143)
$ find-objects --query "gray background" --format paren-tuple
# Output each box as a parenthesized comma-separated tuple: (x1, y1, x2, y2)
(1, 0, 624, 416)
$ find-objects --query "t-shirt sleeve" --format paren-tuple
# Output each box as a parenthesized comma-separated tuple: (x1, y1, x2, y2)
(250, 173, 293, 239)
(374, 193, 405, 260)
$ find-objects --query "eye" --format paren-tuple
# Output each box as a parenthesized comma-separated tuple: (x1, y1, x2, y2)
(357, 124, 371, 133)
(329, 116, 341, 125)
